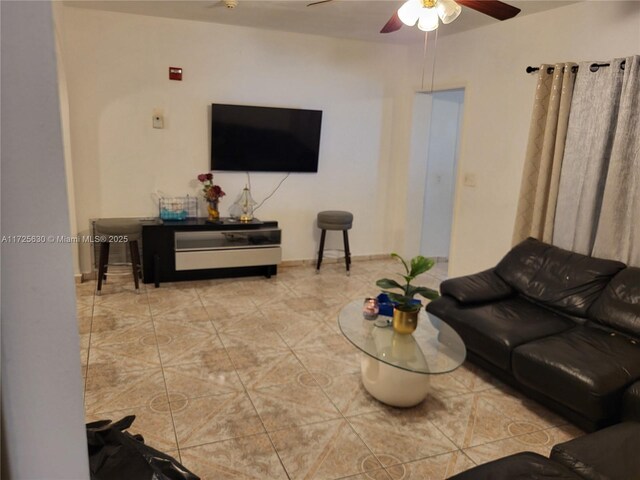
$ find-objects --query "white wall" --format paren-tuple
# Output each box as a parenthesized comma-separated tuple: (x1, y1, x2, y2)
(56, 2, 640, 278)
(54, 6, 416, 273)
(407, 0, 640, 276)
(1, 1, 90, 478)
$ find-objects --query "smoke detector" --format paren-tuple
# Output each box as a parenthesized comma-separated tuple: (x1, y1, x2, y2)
(224, 0, 238, 8)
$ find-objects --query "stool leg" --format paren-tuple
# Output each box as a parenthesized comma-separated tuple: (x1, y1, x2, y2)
(97, 242, 109, 294)
(129, 240, 140, 291)
(131, 240, 142, 279)
(343, 230, 351, 273)
(316, 229, 327, 271)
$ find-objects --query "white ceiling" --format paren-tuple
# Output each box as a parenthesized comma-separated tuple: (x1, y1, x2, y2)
(64, 0, 580, 45)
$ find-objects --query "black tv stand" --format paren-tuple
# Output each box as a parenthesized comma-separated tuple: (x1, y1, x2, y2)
(142, 218, 281, 287)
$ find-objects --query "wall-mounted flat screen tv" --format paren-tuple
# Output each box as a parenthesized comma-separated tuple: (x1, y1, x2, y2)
(211, 103, 322, 173)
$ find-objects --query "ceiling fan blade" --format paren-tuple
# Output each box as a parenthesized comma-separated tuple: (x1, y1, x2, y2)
(307, 0, 333, 6)
(456, 0, 521, 21)
(380, 12, 403, 34)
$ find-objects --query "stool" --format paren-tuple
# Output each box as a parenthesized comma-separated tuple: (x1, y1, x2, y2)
(95, 218, 142, 294)
(316, 210, 353, 274)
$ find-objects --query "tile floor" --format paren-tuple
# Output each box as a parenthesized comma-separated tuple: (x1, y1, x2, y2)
(76, 258, 583, 480)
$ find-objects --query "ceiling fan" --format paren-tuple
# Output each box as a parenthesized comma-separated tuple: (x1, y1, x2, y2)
(307, 0, 521, 34)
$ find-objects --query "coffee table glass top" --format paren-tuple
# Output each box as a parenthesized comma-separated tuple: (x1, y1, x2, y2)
(338, 300, 466, 375)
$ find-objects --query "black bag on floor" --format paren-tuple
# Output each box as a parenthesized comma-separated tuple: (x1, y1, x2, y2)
(86, 415, 199, 480)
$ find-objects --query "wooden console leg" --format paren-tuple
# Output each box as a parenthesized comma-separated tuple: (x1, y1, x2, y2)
(153, 253, 160, 288)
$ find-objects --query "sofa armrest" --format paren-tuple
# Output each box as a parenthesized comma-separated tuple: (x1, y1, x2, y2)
(550, 421, 640, 480)
(623, 381, 640, 422)
(440, 268, 514, 305)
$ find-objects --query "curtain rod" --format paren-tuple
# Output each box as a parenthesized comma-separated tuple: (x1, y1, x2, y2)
(526, 60, 626, 74)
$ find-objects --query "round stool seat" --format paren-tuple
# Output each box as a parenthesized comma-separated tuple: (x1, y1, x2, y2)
(95, 218, 142, 241)
(317, 211, 353, 230)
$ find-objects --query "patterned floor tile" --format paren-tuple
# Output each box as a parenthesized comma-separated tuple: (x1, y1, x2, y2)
(84, 366, 166, 414)
(233, 349, 308, 389)
(180, 433, 288, 480)
(88, 336, 162, 372)
(462, 424, 584, 466)
(270, 419, 383, 480)
(79, 258, 590, 480)
(319, 372, 383, 416)
(385, 451, 475, 480)
(294, 343, 361, 377)
(93, 289, 151, 316)
(426, 389, 562, 449)
(171, 392, 265, 448)
(156, 328, 225, 366)
(347, 408, 457, 466)
(163, 352, 244, 399)
(248, 381, 341, 431)
(146, 287, 202, 315)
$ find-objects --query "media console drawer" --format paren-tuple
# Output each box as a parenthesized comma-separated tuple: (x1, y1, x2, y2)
(175, 246, 281, 271)
(141, 218, 281, 286)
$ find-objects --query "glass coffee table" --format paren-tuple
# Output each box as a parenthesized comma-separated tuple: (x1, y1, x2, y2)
(338, 299, 466, 407)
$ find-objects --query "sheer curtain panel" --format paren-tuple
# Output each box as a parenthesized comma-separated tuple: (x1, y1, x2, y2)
(592, 56, 640, 266)
(553, 56, 639, 263)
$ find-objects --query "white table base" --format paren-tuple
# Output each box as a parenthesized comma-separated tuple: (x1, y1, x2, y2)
(360, 353, 430, 407)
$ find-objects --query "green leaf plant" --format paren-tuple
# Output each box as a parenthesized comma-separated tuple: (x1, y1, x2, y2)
(376, 253, 440, 312)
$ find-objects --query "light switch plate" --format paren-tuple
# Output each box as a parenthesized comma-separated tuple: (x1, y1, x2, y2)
(463, 173, 477, 187)
(153, 115, 164, 129)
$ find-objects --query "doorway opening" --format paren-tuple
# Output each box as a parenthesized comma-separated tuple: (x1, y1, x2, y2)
(417, 89, 465, 265)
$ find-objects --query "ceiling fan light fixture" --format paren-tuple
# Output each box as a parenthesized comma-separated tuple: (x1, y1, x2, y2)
(398, 0, 423, 27)
(436, 0, 461, 24)
(418, 7, 439, 31)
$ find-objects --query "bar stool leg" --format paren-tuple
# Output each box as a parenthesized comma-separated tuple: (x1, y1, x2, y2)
(97, 241, 110, 294)
(343, 230, 351, 274)
(129, 240, 140, 292)
(316, 229, 327, 272)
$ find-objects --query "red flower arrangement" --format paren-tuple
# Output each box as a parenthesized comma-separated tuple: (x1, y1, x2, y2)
(197, 173, 226, 202)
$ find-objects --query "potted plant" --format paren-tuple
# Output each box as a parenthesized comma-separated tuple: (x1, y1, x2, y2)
(376, 253, 440, 334)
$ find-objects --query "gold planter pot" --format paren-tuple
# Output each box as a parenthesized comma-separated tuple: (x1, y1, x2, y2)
(392, 306, 420, 334)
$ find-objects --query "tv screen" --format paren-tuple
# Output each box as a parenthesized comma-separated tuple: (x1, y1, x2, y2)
(211, 103, 322, 173)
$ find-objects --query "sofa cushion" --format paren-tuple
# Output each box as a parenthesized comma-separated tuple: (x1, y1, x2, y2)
(588, 267, 640, 338)
(440, 268, 515, 304)
(512, 324, 640, 422)
(448, 452, 581, 480)
(430, 296, 575, 371)
(550, 422, 640, 480)
(495, 238, 626, 317)
(623, 381, 640, 422)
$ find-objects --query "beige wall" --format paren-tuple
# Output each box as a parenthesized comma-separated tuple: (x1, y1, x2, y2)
(409, 0, 640, 276)
(54, 5, 415, 273)
(55, 2, 640, 277)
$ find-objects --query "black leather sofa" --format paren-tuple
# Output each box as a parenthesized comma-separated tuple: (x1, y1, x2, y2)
(448, 421, 640, 480)
(427, 238, 640, 431)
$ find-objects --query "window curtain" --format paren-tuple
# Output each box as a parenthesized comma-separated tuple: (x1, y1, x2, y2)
(592, 56, 640, 266)
(553, 56, 640, 266)
(512, 63, 577, 245)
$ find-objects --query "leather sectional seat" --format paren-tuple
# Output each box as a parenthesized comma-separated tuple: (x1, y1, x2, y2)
(427, 238, 640, 431)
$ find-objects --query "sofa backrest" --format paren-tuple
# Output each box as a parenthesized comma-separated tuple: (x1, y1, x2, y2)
(588, 267, 640, 338)
(495, 238, 626, 317)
